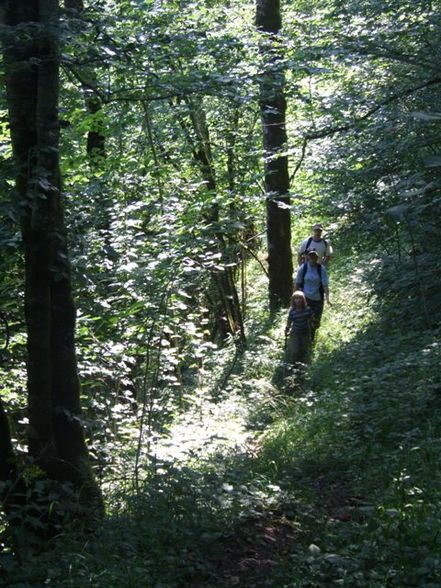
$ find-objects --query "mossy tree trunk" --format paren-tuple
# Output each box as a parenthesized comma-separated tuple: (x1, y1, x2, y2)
(1, 0, 103, 529)
(256, 0, 293, 310)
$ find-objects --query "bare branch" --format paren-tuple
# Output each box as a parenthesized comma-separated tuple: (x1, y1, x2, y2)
(289, 136, 308, 186)
(240, 242, 269, 277)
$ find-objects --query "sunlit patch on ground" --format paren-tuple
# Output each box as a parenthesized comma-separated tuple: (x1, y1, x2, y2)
(152, 389, 254, 464)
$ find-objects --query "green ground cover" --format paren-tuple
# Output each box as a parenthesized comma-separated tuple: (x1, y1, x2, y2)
(3, 256, 441, 587)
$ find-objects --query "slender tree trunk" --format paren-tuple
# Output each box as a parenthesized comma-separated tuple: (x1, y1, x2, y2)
(63, 0, 114, 262)
(64, 0, 106, 167)
(1, 0, 103, 527)
(0, 398, 27, 523)
(256, 0, 293, 310)
(0, 397, 19, 487)
(188, 101, 246, 342)
(169, 94, 245, 341)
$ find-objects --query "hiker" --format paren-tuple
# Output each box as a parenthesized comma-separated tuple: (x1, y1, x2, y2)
(295, 249, 331, 339)
(284, 291, 315, 365)
(297, 223, 333, 266)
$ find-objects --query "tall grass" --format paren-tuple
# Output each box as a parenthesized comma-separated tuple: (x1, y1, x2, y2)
(255, 255, 441, 587)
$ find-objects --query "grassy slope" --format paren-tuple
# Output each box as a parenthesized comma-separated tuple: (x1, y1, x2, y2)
(254, 256, 441, 587)
(3, 257, 441, 587)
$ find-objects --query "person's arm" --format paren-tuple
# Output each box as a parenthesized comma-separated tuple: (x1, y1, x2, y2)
(294, 266, 302, 292)
(297, 240, 306, 266)
(308, 309, 316, 330)
(322, 267, 331, 305)
(285, 313, 293, 336)
(323, 242, 333, 265)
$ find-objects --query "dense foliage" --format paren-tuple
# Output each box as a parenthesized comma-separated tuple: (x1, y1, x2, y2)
(1, 0, 440, 585)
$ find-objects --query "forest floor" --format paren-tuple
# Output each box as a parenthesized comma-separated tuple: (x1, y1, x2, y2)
(4, 261, 441, 587)
(151, 370, 300, 587)
(138, 258, 441, 588)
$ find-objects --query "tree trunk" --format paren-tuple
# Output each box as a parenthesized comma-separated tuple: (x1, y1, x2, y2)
(64, 0, 106, 167)
(169, 95, 245, 341)
(256, 0, 293, 310)
(1, 0, 103, 530)
(188, 101, 246, 342)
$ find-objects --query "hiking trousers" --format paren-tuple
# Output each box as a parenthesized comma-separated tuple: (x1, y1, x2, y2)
(287, 330, 312, 365)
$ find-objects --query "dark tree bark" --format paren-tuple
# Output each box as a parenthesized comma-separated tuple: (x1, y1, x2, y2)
(256, 0, 293, 310)
(1, 0, 103, 529)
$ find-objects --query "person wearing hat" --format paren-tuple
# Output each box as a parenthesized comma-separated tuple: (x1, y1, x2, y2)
(297, 223, 333, 266)
(294, 248, 331, 339)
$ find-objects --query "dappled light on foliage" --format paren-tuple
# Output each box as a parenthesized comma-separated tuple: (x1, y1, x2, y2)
(1, 0, 441, 585)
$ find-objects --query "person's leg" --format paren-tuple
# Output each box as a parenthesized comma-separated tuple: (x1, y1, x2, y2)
(283, 334, 300, 384)
(289, 331, 310, 390)
(298, 330, 312, 364)
(290, 333, 301, 363)
(305, 298, 324, 341)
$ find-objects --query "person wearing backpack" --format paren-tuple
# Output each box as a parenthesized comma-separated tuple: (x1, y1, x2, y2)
(297, 223, 333, 266)
(295, 249, 331, 339)
(284, 290, 315, 365)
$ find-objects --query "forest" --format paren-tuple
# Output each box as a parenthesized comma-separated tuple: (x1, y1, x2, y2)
(0, 0, 440, 586)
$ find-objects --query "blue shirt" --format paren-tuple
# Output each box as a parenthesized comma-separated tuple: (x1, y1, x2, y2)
(295, 263, 329, 301)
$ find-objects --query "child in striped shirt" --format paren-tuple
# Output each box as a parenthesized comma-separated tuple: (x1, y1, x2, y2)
(285, 291, 315, 365)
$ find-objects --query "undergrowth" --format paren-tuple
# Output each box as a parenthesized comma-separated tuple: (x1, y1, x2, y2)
(2, 255, 441, 587)
(255, 257, 441, 587)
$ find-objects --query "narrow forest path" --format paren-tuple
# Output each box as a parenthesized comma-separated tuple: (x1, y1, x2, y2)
(136, 259, 441, 588)
(130, 267, 355, 587)
(138, 289, 324, 587)
(149, 368, 301, 588)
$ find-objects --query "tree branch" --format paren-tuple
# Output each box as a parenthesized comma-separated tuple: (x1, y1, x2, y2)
(287, 75, 441, 185)
(305, 75, 441, 141)
(239, 242, 269, 277)
(289, 136, 308, 186)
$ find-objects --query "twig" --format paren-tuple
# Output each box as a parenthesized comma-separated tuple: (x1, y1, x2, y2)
(305, 75, 441, 142)
(0, 311, 10, 352)
(240, 242, 269, 277)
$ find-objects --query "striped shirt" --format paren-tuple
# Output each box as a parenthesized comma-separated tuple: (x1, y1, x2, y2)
(287, 307, 314, 334)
